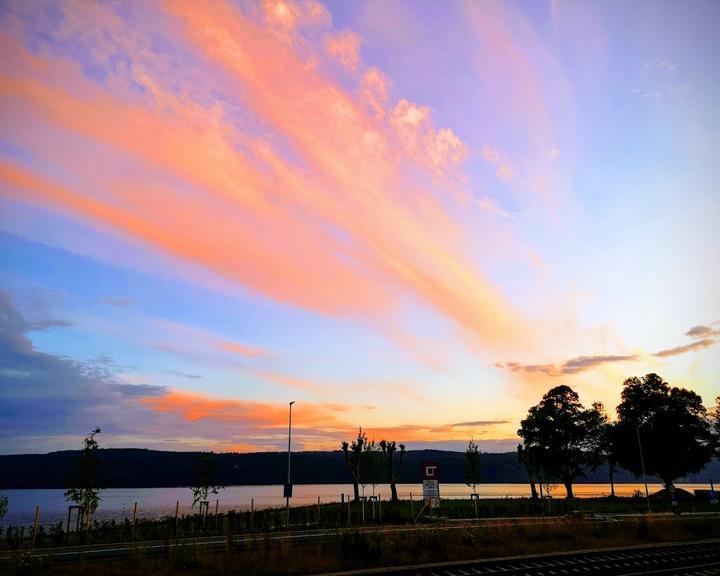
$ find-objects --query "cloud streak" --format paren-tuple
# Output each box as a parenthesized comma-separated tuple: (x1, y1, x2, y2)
(496, 323, 719, 376)
(0, 0, 526, 356)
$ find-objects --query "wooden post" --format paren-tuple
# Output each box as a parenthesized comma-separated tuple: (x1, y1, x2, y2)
(132, 501, 138, 535)
(31, 505, 40, 548)
(174, 501, 180, 536)
(215, 499, 219, 516)
(346, 494, 351, 526)
(66, 506, 72, 542)
(410, 492, 414, 520)
(317, 496, 321, 525)
(379, 496, 382, 523)
(251, 498, 254, 531)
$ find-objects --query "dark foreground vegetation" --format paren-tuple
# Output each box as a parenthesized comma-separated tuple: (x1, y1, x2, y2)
(2, 494, 718, 553)
(1, 513, 719, 576)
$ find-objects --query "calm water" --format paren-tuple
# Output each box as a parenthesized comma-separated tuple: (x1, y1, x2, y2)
(1, 483, 710, 527)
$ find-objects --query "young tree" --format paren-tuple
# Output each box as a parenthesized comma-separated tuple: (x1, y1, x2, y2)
(341, 428, 366, 501)
(64, 427, 103, 529)
(465, 438, 482, 494)
(378, 440, 405, 502)
(518, 385, 601, 499)
(615, 374, 714, 490)
(359, 439, 384, 497)
(190, 454, 225, 510)
(517, 444, 539, 500)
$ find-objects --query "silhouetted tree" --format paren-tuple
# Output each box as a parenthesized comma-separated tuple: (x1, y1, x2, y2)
(581, 402, 620, 496)
(378, 440, 405, 502)
(465, 438, 482, 494)
(517, 444, 539, 500)
(190, 454, 225, 509)
(615, 374, 714, 490)
(0, 493, 7, 520)
(518, 385, 603, 499)
(341, 428, 366, 501)
(64, 427, 103, 530)
(711, 395, 720, 457)
(360, 439, 383, 497)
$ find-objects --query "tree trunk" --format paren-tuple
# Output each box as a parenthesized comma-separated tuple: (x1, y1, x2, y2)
(529, 473, 538, 500)
(609, 466, 616, 498)
(353, 481, 360, 502)
(563, 480, 574, 499)
(390, 481, 398, 502)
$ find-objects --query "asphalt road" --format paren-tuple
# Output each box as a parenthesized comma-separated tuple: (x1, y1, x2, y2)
(322, 539, 720, 576)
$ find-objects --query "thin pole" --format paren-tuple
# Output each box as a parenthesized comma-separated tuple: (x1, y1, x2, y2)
(31, 505, 40, 548)
(286, 400, 295, 528)
(317, 496, 321, 525)
(410, 492, 414, 520)
(132, 501, 137, 535)
(251, 498, 254, 531)
(174, 501, 179, 536)
(636, 425, 651, 513)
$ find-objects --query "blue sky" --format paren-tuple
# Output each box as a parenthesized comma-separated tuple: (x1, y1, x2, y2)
(0, 0, 718, 454)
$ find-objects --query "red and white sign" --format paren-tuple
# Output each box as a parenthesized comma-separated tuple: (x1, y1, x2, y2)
(421, 460, 440, 507)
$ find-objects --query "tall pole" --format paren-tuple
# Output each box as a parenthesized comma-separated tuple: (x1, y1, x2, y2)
(286, 401, 295, 528)
(636, 425, 651, 513)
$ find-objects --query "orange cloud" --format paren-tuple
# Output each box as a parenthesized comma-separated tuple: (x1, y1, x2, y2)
(138, 389, 508, 450)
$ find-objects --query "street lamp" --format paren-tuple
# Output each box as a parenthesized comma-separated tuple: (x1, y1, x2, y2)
(636, 425, 651, 513)
(286, 401, 295, 528)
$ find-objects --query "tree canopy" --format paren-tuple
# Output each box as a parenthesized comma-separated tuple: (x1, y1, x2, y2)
(518, 385, 603, 498)
(615, 374, 714, 488)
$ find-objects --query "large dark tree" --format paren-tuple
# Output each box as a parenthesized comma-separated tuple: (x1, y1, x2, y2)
(711, 395, 720, 458)
(518, 385, 603, 499)
(615, 374, 714, 490)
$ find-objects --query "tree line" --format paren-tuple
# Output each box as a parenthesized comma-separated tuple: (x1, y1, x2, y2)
(516, 373, 720, 499)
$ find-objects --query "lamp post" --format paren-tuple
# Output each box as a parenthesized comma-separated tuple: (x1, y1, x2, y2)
(286, 401, 295, 528)
(636, 425, 651, 513)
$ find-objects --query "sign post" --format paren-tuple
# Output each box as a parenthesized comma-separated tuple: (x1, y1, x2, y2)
(421, 460, 440, 512)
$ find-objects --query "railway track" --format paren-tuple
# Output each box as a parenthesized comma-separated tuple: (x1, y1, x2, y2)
(322, 539, 720, 576)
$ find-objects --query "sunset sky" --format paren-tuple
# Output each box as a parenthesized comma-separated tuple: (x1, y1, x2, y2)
(1, 0, 718, 455)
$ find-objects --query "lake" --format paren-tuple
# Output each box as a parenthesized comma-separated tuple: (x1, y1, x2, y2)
(1, 483, 710, 527)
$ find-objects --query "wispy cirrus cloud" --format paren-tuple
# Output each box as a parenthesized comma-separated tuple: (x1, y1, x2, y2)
(653, 338, 716, 358)
(496, 323, 719, 376)
(0, 0, 526, 356)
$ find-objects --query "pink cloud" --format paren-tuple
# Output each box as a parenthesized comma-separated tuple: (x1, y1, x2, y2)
(0, 0, 527, 357)
(481, 145, 515, 182)
(325, 30, 362, 70)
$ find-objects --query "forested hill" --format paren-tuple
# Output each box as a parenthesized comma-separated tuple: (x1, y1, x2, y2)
(1, 449, 718, 489)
